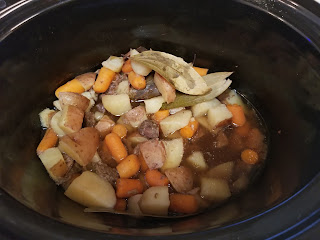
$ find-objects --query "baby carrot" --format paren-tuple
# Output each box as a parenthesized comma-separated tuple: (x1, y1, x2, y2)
(116, 154, 141, 178)
(104, 132, 128, 163)
(145, 169, 169, 187)
(227, 104, 246, 127)
(122, 59, 133, 73)
(153, 110, 170, 123)
(36, 128, 58, 155)
(128, 71, 146, 90)
(55, 79, 85, 98)
(234, 121, 251, 137)
(112, 124, 128, 139)
(193, 67, 208, 76)
(169, 194, 199, 214)
(180, 118, 199, 139)
(114, 198, 127, 211)
(241, 149, 259, 164)
(116, 178, 144, 198)
(93, 67, 116, 93)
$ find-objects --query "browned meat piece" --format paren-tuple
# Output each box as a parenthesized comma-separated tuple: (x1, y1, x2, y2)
(91, 161, 119, 187)
(95, 103, 106, 114)
(215, 131, 229, 148)
(165, 166, 193, 193)
(105, 73, 127, 95)
(139, 139, 166, 170)
(59, 162, 82, 189)
(84, 111, 96, 127)
(129, 75, 161, 100)
(138, 120, 159, 139)
(123, 106, 147, 128)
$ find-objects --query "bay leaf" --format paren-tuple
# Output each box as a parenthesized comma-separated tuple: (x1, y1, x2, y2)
(161, 72, 233, 109)
(131, 51, 211, 95)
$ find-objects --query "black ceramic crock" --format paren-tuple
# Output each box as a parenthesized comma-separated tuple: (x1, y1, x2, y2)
(0, 0, 320, 239)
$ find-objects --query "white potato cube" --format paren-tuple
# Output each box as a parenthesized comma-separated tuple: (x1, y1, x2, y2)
(50, 112, 65, 137)
(207, 104, 232, 129)
(129, 49, 139, 56)
(116, 80, 130, 95)
(161, 138, 184, 171)
(206, 161, 234, 179)
(191, 99, 221, 117)
(39, 108, 56, 128)
(187, 151, 208, 171)
(139, 186, 170, 216)
(53, 100, 62, 111)
(131, 60, 152, 76)
(102, 94, 132, 116)
(195, 116, 211, 131)
(102, 56, 124, 73)
(200, 177, 231, 202)
(160, 110, 192, 136)
(127, 194, 143, 215)
(144, 96, 165, 114)
(65, 171, 116, 209)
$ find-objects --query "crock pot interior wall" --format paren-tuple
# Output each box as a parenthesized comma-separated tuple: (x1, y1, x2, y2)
(0, 0, 320, 236)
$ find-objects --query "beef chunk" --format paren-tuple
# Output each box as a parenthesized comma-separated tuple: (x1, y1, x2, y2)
(91, 161, 119, 187)
(138, 120, 159, 139)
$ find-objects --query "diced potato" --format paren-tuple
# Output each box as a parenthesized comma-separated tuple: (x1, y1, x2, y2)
(221, 89, 246, 110)
(232, 175, 249, 192)
(39, 108, 56, 128)
(131, 60, 152, 76)
(59, 127, 99, 166)
(58, 92, 90, 112)
(144, 96, 165, 114)
(186, 151, 208, 171)
(50, 112, 65, 137)
(95, 115, 115, 137)
(102, 56, 124, 73)
(127, 133, 148, 146)
(53, 100, 62, 111)
(76, 72, 96, 91)
(206, 161, 234, 179)
(200, 177, 231, 202)
(160, 110, 192, 136)
(169, 107, 185, 115)
(38, 147, 68, 181)
(207, 104, 232, 129)
(91, 152, 102, 163)
(102, 94, 132, 116)
(129, 48, 139, 57)
(58, 105, 84, 134)
(139, 186, 170, 216)
(161, 138, 184, 171)
(154, 72, 176, 104)
(195, 116, 211, 131)
(165, 166, 193, 193)
(81, 91, 95, 112)
(116, 80, 130, 95)
(139, 139, 166, 170)
(165, 131, 182, 139)
(65, 171, 116, 208)
(191, 99, 221, 117)
(123, 106, 147, 128)
(127, 194, 143, 215)
(94, 111, 104, 121)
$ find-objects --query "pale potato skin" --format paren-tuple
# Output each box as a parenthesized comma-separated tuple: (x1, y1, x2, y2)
(165, 166, 193, 193)
(58, 92, 90, 112)
(65, 171, 116, 208)
(139, 186, 170, 216)
(59, 105, 84, 134)
(59, 127, 99, 166)
(139, 139, 166, 170)
(153, 72, 176, 104)
(95, 115, 115, 138)
(76, 72, 96, 91)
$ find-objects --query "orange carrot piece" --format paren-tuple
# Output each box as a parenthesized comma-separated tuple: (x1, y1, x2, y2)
(55, 79, 85, 98)
(116, 154, 141, 178)
(36, 128, 58, 155)
(234, 121, 251, 137)
(104, 132, 128, 163)
(153, 110, 170, 123)
(145, 169, 169, 187)
(116, 178, 144, 198)
(139, 154, 149, 172)
(128, 71, 146, 90)
(122, 59, 133, 73)
(93, 67, 116, 93)
(114, 198, 127, 211)
(180, 118, 199, 139)
(227, 104, 246, 126)
(169, 194, 199, 214)
(241, 149, 259, 164)
(193, 67, 208, 76)
(112, 124, 128, 139)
